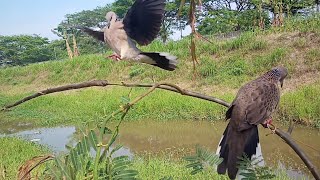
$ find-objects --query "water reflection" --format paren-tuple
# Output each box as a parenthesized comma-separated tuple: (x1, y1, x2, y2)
(5, 126, 76, 152)
(1, 120, 319, 179)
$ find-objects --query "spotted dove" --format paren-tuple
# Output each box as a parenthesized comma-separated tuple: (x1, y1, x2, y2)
(216, 66, 288, 179)
(79, 0, 177, 71)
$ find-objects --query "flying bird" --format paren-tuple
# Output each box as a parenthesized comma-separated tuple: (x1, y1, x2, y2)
(79, 0, 177, 71)
(216, 66, 288, 179)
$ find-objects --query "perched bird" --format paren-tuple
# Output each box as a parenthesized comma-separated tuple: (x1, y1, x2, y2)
(79, 0, 177, 71)
(216, 66, 288, 179)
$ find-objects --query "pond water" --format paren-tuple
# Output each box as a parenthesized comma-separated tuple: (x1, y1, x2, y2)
(1, 120, 319, 179)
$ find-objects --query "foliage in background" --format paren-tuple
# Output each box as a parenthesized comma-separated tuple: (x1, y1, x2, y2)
(0, 35, 54, 66)
(198, 0, 270, 34)
(1, 0, 319, 66)
(1, 15, 320, 126)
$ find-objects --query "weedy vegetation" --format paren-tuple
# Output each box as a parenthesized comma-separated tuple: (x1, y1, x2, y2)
(0, 137, 48, 179)
(1, 15, 320, 179)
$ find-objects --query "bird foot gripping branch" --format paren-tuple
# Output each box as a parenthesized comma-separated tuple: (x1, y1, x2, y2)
(263, 118, 277, 135)
(107, 54, 121, 61)
(267, 123, 276, 135)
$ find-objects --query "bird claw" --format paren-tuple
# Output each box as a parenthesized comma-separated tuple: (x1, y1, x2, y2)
(266, 123, 276, 135)
(107, 54, 121, 61)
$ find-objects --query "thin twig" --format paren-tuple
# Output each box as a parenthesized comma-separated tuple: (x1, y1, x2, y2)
(99, 84, 161, 162)
(287, 118, 294, 134)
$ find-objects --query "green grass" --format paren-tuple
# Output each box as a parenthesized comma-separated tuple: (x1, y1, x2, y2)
(1, 16, 320, 127)
(132, 157, 228, 179)
(279, 83, 320, 127)
(0, 87, 234, 126)
(305, 48, 320, 70)
(281, 14, 320, 33)
(0, 137, 48, 179)
(0, 137, 292, 180)
(132, 156, 293, 180)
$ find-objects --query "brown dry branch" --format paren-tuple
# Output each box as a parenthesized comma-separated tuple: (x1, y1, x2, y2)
(18, 155, 54, 180)
(1, 80, 109, 111)
(178, 0, 202, 75)
(275, 129, 320, 180)
(72, 34, 80, 57)
(2, 80, 320, 179)
(1, 80, 229, 111)
(64, 31, 73, 59)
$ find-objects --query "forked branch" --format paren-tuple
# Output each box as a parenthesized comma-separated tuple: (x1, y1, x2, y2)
(2, 80, 320, 179)
(1, 80, 229, 111)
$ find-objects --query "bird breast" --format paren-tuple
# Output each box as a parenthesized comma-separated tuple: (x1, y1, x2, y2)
(104, 23, 140, 59)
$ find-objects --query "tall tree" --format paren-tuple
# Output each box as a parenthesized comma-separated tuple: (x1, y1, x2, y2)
(161, 0, 189, 43)
(197, 0, 269, 34)
(0, 35, 54, 65)
(262, 0, 315, 16)
(55, 6, 111, 55)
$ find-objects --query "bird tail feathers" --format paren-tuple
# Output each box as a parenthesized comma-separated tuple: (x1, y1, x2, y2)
(138, 52, 177, 71)
(216, 124, 264, 179)
(216, 123, 229, 175)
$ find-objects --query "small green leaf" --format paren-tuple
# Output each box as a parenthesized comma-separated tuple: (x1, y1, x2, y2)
(110, 145, 123, 156)
(88, 130, 98, 151)
(191, 168, 203, 175)
(70, 149, 79, 170)
(54, 158, 72, 179)
(113, 169, 138, 179)
(186, 161, 202, 168)
(183, 156, 198, 161)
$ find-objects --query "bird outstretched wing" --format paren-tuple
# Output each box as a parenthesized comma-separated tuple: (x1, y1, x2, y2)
(78, 27, 105, 42)
(123, 0, 165, 45)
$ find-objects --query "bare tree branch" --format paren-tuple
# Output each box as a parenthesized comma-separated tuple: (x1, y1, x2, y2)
(1, 80, 319, 179)
(1, 80, 229, 111)
(275, 129, 320, 180)
(1, 80, 109, 111)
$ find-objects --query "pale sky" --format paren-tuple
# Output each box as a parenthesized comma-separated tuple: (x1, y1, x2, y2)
(0, 0, 190, 41)
(0, 0, 112, 40)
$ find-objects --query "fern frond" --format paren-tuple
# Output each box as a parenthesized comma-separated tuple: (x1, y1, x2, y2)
(238, 154, 276, 179)
(184, 146, 223, 175)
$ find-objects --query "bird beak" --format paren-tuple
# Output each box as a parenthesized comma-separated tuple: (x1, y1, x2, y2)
(280, 80, 284, 88)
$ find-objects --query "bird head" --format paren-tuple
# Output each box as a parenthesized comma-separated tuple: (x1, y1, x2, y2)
(272, 66, 288, 88)
(106, 12, 117, 23)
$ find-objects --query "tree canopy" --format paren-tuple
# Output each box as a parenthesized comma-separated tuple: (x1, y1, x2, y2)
(1, 0, 318, 67)
(0, 35, 54, 66)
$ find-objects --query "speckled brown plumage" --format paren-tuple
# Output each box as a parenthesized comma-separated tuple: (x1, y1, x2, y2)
(217, 66, 288, 179)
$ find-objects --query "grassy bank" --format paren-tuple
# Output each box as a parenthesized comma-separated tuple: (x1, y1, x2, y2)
(0, 87, 233, 127)
(1, 17, 320, 127)
(2, 81, 320, 128)
(279, 83, 320, 127)
(0, 137, 293, 180)
(133, 157, 228, 179)
(0, 137, 48, 179)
